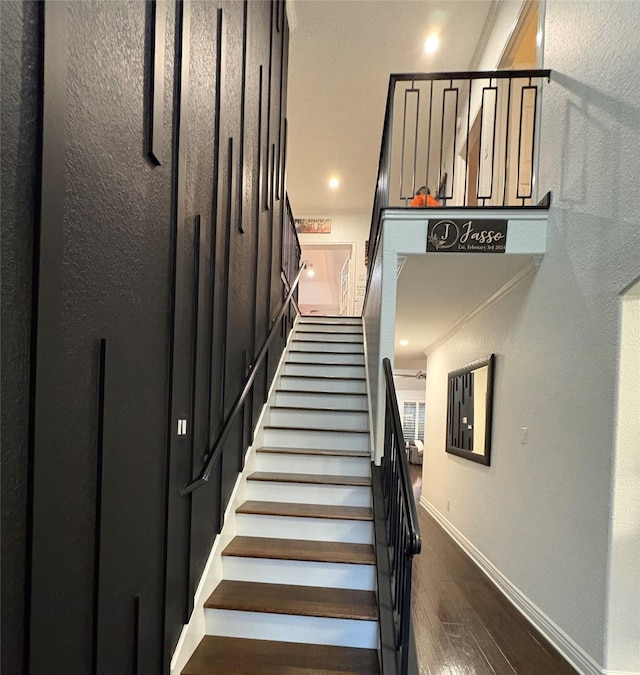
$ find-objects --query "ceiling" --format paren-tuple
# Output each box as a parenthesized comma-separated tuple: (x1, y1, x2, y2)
(285, 1, 531, 371)
(394, 254, 533, 365)
(286, 0, 496, 216)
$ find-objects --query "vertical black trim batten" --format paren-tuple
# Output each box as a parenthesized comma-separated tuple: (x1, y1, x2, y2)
(237, 0, 248, 233)
(221, 137, 234, 418)
(264, 0, 275, 391)
(206, 8, 224, 455)
(24, 1, 46, 669)
(253, 64, 263, 363)
(162, 0, 191, 663)
(132, 596, 140, 675)
(276, 11, 286, 203)
(29, 0, 67, 669)
(186, 215, 201, 613)
(148, 0, 166, 164)
(251, 61, 264, 433)
(92, 339, 107, 674)
(264, 0, 273, 213)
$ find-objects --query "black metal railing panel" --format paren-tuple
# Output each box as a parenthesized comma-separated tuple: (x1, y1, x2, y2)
(389, 70, 550, 210)
(382, 358, 422, 674)
(282, 195, 302, 294)
(365, 70, 550, 292)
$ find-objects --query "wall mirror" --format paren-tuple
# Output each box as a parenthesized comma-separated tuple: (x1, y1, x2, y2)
(446, 355, 495, 465)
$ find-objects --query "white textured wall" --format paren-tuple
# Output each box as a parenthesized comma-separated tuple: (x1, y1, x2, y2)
(422, 1, 640, 671)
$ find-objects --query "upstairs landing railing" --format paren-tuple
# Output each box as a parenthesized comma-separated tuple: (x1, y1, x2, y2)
(367, 69, 551, 289)
(382, 358, 422, 674)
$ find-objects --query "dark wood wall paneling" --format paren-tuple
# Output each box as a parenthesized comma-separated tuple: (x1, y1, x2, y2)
(1, 0, 292, 673)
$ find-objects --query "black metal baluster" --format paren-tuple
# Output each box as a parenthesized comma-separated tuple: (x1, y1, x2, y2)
(502, 76, 513, 206)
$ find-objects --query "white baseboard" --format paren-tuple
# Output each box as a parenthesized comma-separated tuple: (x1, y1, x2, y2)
(170, 322, 299, 674)
(419, 497, 607, 675)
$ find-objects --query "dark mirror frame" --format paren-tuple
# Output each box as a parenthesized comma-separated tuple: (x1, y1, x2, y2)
(446, 354, 495, 465)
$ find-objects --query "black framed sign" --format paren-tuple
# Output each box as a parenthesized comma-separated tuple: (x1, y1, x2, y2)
(427, 218, 508, 253)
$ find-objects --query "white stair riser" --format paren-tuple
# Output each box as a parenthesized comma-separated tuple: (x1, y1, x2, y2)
(294, 332, 363, 343)
(255, 452, 371, 476)
(279, 376, 366, 394)
(236, 513, 374, 544)
(290, 341, 363, 354)
(268, 408, 368, 431)
(205, 609, 378, 649)
(283, 363, 365, 378)
(263, 428, 369, 452)
(295, 323, 363, 333)
(247, 481, 372, 507)
(273, 390, 367, 410)
(222, 556, 376, 591)
(287, 351, 365, 365)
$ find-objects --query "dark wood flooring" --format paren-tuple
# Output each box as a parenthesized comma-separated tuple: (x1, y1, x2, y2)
(408, 464, 577, 675)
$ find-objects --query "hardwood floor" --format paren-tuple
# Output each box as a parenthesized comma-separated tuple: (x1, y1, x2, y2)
(408, 465, 577, 675)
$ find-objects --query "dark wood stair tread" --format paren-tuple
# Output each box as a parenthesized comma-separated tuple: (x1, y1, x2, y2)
(257, 446, 370, 457)
(269, 405, 368, 414)
(237, 500, 373, 521)
(285, 364, 365, 371)
(182, 636, 379, 674)
(205, 580, 379, 621)
(248, 471, 371, 486)
(280, 374, 366, 381)
(288, 349, 364, 355)
(276, 389, 367, 397)
(222, 536, 375, 565)
(264, 425, 367, 434)
(291, 340, 363, 347)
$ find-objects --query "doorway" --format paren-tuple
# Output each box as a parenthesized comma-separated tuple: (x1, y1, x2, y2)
(298, 243, 356, 316)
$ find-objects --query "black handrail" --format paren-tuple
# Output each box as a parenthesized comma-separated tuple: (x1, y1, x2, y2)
(382, 357, 422, 674)
(182, 263, 305, 495)
(389, 68, 550, 82)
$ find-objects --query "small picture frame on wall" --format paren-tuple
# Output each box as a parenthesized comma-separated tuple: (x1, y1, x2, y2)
(294, 218, 331, 234)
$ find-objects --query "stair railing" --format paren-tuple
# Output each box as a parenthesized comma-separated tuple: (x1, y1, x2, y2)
(282, 195, 302, 293)
(382, 357, 422, 673)
(366, 69, 551, 294)
(182, 262, 305, 495)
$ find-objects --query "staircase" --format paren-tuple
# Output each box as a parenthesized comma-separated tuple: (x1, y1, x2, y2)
(182, 316, 381, 674)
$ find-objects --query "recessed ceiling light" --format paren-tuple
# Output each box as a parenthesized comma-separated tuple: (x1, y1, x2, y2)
(399, 339, 409, 346)
(424, 34, 439, 54)
(328, 177, 340, 189)
(307, 269, 315, 278)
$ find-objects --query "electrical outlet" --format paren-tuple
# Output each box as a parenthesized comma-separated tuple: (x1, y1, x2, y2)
(521, 427, 528, 444)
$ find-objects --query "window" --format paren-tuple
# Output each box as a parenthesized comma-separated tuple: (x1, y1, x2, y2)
(402, 401, 425, 442)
